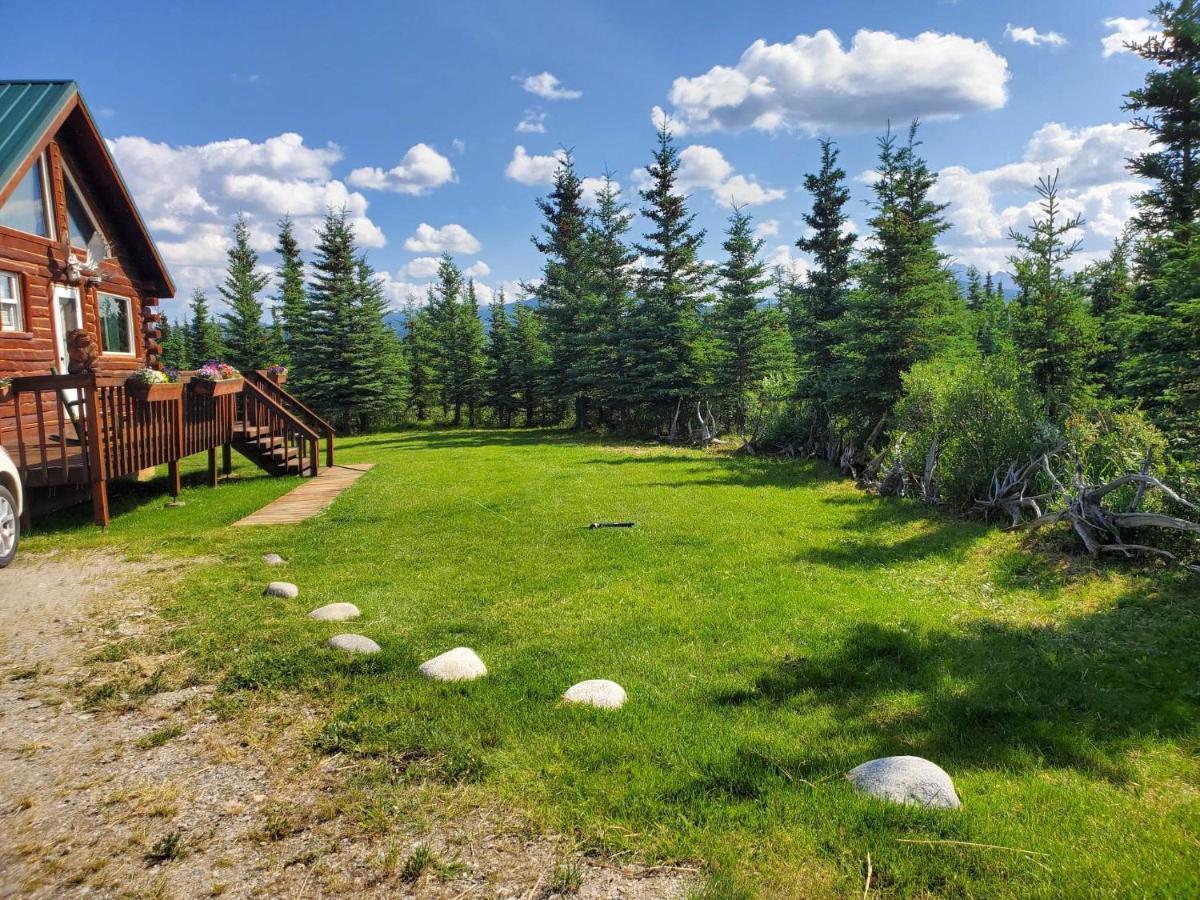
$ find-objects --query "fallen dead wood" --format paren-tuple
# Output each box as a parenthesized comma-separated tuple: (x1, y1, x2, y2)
(981, 450, 1200, 572)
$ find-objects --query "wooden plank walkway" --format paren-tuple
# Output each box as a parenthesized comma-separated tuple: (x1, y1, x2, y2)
(233, 463, 374, 526)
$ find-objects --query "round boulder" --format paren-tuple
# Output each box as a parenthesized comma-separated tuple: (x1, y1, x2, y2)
(563, 679, 627, 710)
(264, 581, 299, 599)
(327, 634, 381, 655)
(308, 602, 360, 622)
(262, 553, 286, 566)
(846, 755, 961, 809)
(419, 647, 487, 682)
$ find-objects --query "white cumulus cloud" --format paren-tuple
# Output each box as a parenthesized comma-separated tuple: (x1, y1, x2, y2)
(931, 121, 1151, 272)
(663, 28, 1009, 134)
(754, 219, 780, 239)
(1102, 17, 1159, 57)
(505, 145, 566, 185)
(635, 144, 784, 207)
(403, 256, 442, 279)
(516, 109, 547, 134)
(107, 131, 385, 308)
(403, 223, 481, 255)
(464, 261, 491, 278)
(347, 143, 455, 195)
(520, 72, 582, 100)
(1005, 24, 1067, 47)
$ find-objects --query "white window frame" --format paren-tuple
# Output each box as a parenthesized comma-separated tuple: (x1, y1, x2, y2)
(0, 270, 25, 333)
(0, 152, 55, 241)
(97, 291, 135, 355)
(62, 160, 103, 250)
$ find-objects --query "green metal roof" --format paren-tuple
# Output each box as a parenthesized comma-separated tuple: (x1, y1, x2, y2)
(0, 80, 77, 196)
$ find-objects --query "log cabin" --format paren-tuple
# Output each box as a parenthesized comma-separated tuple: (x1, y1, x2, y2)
(0, 80, 334, 527)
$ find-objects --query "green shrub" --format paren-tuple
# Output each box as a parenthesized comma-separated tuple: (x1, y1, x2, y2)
(893, 353, 1051, 509)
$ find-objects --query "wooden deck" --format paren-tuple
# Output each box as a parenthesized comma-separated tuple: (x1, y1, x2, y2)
(233, 464, 374, 526)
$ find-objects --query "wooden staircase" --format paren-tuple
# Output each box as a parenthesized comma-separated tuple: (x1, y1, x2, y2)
(231, 373, 335, 478)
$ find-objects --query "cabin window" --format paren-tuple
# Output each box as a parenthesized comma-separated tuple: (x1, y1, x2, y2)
(0, 271, 24, 331)
(0, 156, 51, 238)
(63, 164, 102, 248)
(98, 292, 134, 354)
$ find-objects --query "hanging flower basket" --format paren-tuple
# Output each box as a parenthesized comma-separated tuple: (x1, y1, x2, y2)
(0, 378, 12, 402)
(127, 367, 182, 403)
(190, 361, 243, 397)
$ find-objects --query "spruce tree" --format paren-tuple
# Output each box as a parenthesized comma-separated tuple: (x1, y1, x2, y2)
(274, 216, 307, 368)
(1117, 1, 1200, 445)
(186, 289, 224, 365)
(459, 279, 487, 426)
(531, 150, 596, 427)
(218, 214, 273, 371)
(1081, 231, 1134, 392)
(401, 294, 434, 420)
(159, 317, 188, 371)
(585, 172, 637, 426)
(792, 139, 856, 426)
(347, 255, 402, 430)
(832, 122, 968, 440)
(297, 210, 357, 427)
(712, 206, 773, 433)
(630, 122, 712, 434)
(1007, 173, 1100, 413)
(964, 266, 984, 311)
(485, 290, 519, 426)
(511, 303, 549, 426)
(428, 256, 465, 422)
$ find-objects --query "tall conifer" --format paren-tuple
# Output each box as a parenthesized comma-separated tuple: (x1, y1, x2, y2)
(218, 214, 273, 370)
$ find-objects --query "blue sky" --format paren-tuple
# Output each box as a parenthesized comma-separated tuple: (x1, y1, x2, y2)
(5, 0, 1160, 316)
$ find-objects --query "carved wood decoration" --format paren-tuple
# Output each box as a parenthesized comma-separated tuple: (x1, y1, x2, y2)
(66, 328, 100, 374)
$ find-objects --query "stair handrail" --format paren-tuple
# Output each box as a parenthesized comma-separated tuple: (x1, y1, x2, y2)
(244, 370, 335, 468)
(241, 380, 321, 475)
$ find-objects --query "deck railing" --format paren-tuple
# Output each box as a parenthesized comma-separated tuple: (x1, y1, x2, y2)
(2, 371, 331, 526)
(244, 370, 335, 469)
(3, 374, 95, 488)
(240, 380, 321, 476)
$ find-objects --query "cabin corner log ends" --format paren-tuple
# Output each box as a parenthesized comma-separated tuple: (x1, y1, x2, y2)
(1, 370, 335, 526)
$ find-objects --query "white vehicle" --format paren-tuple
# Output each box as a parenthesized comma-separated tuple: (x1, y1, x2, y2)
(0, 447, 21, 567)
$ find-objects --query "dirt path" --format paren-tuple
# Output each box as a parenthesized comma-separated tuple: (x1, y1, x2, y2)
(0, 552, 693, 899)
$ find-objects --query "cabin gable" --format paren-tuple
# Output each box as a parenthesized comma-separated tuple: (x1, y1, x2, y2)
(0, 80, 176, 450)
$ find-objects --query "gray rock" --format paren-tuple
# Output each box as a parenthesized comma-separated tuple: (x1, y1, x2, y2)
(419, 647, 487, 682)
(563, 679, 627, 709)
(262, 553, 286, 566)
(308, 602, 360, 622)
(327, 634, 381, 655)
(847, 756, 961, 809)
(264, 581, 299, 599)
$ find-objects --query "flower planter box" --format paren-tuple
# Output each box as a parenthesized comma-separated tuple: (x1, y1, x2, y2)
(266, 371, 287, 385)
(190, 377, 244, 398)
(128, 380, 182, 403)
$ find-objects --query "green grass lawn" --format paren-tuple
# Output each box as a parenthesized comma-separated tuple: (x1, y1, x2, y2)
(28, 429, 1200, 898)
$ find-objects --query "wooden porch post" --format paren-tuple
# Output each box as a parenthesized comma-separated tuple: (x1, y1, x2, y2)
(82, 377, 110, 527)
(222, 442, 232, 475)
(168, 393, 183, 497)
(208, 447, 219, 487)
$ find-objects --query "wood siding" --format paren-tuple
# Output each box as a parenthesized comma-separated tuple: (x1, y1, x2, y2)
(0, 129, 160, 449)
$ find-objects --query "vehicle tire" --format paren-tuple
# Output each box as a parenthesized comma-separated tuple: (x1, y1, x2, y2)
(0, 484, 18, 568)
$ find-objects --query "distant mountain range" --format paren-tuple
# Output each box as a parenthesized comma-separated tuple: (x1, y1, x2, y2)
(385, 264, 1018, 335)
(385, 297, 536, 335)
(947, 263, 1019, 301)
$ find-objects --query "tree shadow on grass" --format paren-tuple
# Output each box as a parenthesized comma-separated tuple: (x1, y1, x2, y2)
(713, 575, 1200, 785)
(346, 428, 601, 453)
(793, 491, 992, 570)
(26, 465, 284, 538)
